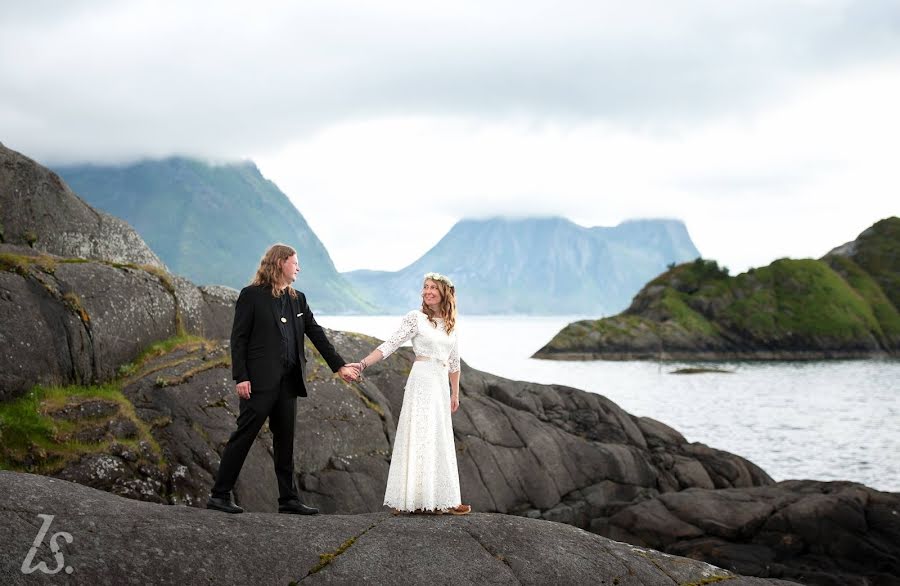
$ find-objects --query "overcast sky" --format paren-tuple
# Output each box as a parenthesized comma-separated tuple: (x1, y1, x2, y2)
(2, 0, 899, 273)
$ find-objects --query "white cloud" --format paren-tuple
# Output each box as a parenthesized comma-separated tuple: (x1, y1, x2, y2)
(1, 0, 898, 274)
(256, 59, 900, 273)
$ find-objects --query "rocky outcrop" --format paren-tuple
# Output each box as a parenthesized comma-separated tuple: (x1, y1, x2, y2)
(0, 142, 239, 400)
(0, 247, 235, 401)
(0, 471, 798, 585)
(2, 141, 895, 584)
(594, 480, 900, 586)
(7, 332, 771, 535)
(12, 330, 891, 584)
(535, 220, 900, 361)
(0, 143, 163, 268)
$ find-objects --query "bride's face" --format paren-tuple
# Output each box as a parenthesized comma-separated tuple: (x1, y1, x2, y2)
(422, 279, 443, 306)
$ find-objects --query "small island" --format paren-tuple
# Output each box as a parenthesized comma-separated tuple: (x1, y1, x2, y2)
(534, 217, 900, 361)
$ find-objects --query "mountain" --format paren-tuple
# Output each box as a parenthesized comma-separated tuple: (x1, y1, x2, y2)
(343, 216, 700, 315)
(534, 217, 900, 360)
(54, 158, 375, 314)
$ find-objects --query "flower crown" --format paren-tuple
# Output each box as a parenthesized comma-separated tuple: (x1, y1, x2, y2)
(424, 272, 454, 289)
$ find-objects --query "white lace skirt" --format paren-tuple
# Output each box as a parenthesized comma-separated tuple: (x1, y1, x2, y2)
(383, 360, 462, 511)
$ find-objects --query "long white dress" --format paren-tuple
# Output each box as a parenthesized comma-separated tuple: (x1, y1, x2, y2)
(378, 310, 462, 511)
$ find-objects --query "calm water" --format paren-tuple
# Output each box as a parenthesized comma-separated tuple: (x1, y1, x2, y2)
(319, 315, 900, 493)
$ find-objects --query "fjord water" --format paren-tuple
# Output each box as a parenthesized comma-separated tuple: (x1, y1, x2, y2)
(320, 315, 900, 493)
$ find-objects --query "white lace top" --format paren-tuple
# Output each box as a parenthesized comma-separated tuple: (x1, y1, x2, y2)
(377, 311, 460, 373)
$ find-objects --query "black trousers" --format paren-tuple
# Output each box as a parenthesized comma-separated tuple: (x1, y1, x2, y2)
(211, 364, 300, 504)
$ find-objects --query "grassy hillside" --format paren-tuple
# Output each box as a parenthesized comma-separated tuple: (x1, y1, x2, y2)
(535, 218, 900, 359)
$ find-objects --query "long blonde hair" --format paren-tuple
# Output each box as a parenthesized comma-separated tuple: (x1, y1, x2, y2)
(251, 243, 297, 298)
(421, 277, 457, 334)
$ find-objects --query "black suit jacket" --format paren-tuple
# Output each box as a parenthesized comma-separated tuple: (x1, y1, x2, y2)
(230, 284, 345, 397)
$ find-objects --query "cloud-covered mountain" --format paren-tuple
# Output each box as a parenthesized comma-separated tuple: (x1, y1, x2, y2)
(343, 216, 700, 315)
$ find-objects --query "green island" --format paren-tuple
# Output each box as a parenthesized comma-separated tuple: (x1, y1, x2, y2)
(534, 217, 900, 360)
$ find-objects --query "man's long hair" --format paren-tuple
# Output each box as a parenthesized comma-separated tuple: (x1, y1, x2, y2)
(251, 243, 297, 298)
(421, 278, 457, 334)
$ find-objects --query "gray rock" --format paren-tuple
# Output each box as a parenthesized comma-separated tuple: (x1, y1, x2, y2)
(0, 269, 87, 401)
(597, 480, 900, 585)
(0, 252, 237, 400)
(198, 284, 238, 339)
(0, 143, 164, 268)
(0, 471, 797, 586)
(0, 256, 176, 399)
(172, 276, 236, 339)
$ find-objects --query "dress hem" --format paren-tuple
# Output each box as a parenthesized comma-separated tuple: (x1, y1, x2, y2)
(383, 499, 461, 512)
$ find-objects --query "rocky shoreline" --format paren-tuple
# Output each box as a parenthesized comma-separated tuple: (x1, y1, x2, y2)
(2, 141, 898, 585)
(3, 334, 897, 584)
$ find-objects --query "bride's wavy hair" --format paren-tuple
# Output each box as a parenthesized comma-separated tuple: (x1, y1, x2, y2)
(421, 277, 456, 334)
(251, 243, 298, 298)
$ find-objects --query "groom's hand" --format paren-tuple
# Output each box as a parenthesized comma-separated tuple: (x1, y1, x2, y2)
(236, 381, 251, 399)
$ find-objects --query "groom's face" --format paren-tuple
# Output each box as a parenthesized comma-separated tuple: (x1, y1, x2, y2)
(281, 254, 300, 283)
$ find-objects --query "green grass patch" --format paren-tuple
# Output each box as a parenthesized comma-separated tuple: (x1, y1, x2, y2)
(0, 332, 214, 474)
(0, 383, 163, 474)
(117, 334, 206, 378)
(827, 255, 900, 342)
(722, 259, 880, 343)
(660, 289, 717, 335)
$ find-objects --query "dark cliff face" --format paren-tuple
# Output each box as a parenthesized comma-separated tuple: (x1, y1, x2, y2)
(343, 216, 701, 315)
(535, 220, 900, 360)
(0, 251, 236, 402)
(0, 143, 164, 268)
(54, 157, 375, 314)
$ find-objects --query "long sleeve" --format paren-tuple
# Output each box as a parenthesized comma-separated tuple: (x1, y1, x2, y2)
(376, 311, 419, 359)
(448, 334, 460, 374)
(230, 287, 254, 383)
(299, 292, 346, 372)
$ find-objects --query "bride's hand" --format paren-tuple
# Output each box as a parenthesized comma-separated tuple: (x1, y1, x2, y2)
(450, 395, 459, 413)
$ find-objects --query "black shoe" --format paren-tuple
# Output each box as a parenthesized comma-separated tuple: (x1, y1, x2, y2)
(206, 495, 244, 514)
(278, 500, 319, 515)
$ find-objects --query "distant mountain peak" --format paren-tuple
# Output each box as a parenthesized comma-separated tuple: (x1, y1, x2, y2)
(344, 215, 700, 315)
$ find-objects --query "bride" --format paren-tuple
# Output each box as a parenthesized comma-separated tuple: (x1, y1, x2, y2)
(351, 273, 471, 515)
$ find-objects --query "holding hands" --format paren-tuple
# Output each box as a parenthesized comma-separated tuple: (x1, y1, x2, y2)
(339, 364, 361, 382)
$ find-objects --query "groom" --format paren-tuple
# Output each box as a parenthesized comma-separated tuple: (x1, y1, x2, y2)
(206, 243, 359, 514)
